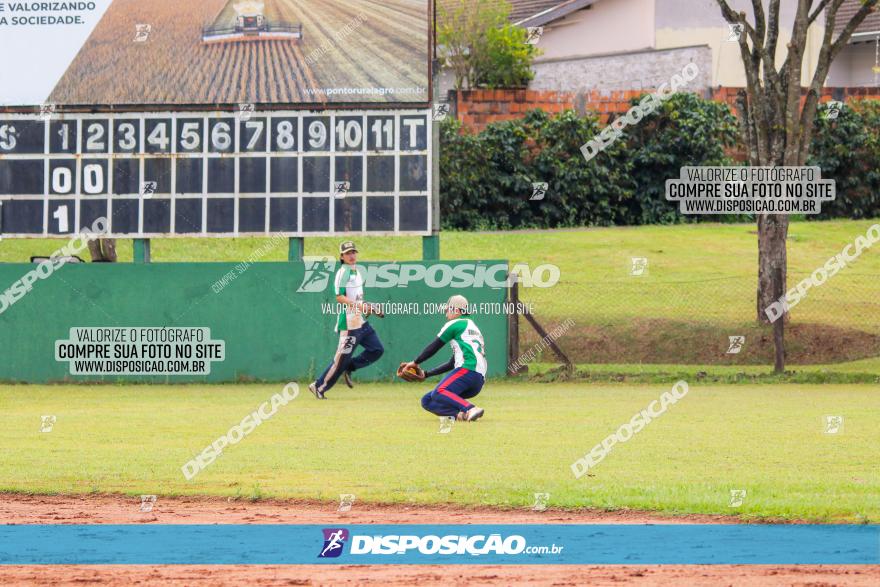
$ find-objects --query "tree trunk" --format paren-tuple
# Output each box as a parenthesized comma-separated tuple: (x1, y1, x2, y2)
(756, 214, 788, 322)
(88, 238, 118, 263)
(735, 89, 791, 323)
(101, 238, 118, 262)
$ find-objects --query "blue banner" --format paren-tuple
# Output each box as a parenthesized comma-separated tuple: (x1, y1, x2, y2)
(1, 524, 878, 565)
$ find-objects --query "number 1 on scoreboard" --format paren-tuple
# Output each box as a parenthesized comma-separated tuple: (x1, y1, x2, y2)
(52, 205, 69, 233)
(49, 121, 78, 154)
(59, 124, 70, 151)
(371, 118, 392, 149)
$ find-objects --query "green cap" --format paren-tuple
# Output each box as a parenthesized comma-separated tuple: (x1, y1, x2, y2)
(339, 240, 357, 254)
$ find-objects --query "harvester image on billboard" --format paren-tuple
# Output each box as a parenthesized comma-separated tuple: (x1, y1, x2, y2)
(202, 0, 303, 44)
(31, 0, 428, 106)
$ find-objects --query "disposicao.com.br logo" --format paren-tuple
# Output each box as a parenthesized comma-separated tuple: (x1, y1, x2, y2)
(318, 529, 563, 558)
(298, 257, 560, 292)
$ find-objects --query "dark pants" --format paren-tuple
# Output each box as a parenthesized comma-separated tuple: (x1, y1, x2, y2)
(315, 322, 384, 394)
(421, 368, 484, 417)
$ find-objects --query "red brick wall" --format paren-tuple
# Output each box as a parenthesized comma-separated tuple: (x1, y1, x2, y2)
(708, 87, 880, 111)
(454, 88, 638, 130)
(453, 87, 880, 133)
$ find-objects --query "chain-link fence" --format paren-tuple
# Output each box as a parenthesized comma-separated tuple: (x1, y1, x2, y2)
(515, 272, 880, 367)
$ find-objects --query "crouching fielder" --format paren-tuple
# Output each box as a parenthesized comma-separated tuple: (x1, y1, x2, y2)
(400, 295, 486, 422)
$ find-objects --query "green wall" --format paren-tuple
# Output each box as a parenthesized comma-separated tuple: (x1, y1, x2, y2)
(0, 261, 508, 384)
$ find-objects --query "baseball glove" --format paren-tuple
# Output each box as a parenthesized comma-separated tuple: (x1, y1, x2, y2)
(397, 362, 426, 382)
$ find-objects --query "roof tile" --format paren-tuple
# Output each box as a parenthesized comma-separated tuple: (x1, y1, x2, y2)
(833, 0, 880, 36)
(437, 0, 571, 24)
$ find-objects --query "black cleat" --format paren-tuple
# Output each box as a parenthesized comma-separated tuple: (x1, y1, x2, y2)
(343, 370, 354, 388)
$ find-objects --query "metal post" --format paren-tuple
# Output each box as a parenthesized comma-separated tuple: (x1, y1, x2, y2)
(423, 56, 442, 262)
(133, 239, 150, 263)
(288, 237, 304, 262)
(521, 309, 573, 372)
(422, 235, 440, 260)
(508, 273, 522, 374)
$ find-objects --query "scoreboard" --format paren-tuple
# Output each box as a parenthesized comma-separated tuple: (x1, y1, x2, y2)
(0, 110, 432, 238)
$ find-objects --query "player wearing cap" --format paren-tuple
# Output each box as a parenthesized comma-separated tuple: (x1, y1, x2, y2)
(309, 241, 385, 399)
(400, 294, 486, 421)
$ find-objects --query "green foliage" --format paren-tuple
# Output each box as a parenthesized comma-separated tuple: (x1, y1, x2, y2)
(440, 110, 636, 229)
(440, 94, 880, 227)
(437, 0, 510, 90)
(438, 118, 498, 229)
(623, 92, 739, 224)
(473, 24, 538, 88)
(440, 93, 738, 229)
(808, 100, 880, 219)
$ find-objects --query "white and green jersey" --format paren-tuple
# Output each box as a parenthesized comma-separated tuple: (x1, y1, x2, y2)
(437, 318, 488, 376)
(335, 265, 365, 332)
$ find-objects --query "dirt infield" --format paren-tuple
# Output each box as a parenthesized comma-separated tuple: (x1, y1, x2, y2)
(1, 494, 878, 586)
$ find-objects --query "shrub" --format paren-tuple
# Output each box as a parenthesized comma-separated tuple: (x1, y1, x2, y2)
(808, 99, 880, 219)
(622, 92, 740, 224)
(440, 94, 880, 228)
(440, 93, 739, 229)
(473, 24, 538, 89)
(440, 110, 636, 229)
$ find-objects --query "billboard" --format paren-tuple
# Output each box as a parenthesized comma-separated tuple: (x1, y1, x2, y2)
(0, 0, 431, 107)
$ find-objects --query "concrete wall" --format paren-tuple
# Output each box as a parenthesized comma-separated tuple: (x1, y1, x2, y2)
(534, 0, 655, 60)
(828, 41, 880, 87)
(530, 45, 712, 93)
(655, 0, 825, 87)
(437, 68, 457, 104)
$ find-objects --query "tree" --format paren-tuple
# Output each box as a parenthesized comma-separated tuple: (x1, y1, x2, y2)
(473, 23, 539, 88)
(437, 0, 512, 90)
(714, 0, 878, 321)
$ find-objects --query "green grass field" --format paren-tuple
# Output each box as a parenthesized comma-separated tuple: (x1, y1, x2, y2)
(3, 220, 879, 521)
(3, 219, 879, 326)
(2, 382, 878, 522)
